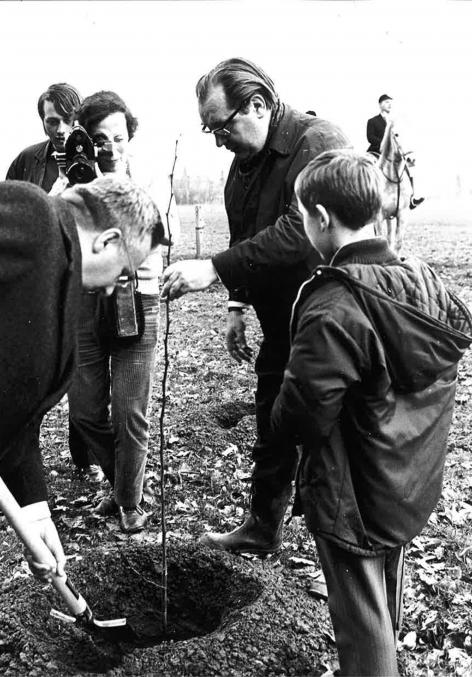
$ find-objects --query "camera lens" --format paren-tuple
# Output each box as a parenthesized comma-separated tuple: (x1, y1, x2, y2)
(67, 159, 96, 184)
(65, 125, 97, 185)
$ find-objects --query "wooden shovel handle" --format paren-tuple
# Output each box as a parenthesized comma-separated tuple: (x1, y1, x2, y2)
(0, 477, 87, 616)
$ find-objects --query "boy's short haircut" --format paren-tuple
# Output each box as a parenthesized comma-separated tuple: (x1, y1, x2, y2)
(295, 149, 383, 230)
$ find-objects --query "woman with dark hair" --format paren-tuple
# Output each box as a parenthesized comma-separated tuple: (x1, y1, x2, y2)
(67, 91, 179, 533)
(76, 90, 139, 145)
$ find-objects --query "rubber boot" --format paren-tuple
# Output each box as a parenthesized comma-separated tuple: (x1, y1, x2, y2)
(199, 513, 283, 554)
(198, 486, 292, 555)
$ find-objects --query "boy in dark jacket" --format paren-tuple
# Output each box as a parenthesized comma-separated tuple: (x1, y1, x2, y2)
(271, 149, 472, 676)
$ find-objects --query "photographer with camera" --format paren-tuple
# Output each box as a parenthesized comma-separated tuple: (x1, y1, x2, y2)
(66, 91, 179, 534)
(6, 83, 82, 193)
(5, 83, 105, 483)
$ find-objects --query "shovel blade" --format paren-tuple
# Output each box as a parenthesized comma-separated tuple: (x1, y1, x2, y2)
(93, 617, 127, 628)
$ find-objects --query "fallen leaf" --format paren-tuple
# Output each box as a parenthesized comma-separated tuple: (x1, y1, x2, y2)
(401, 630, 417, 650)
(307, 580, 328, 601)
(288, 556, 317, 568)
(222, 444, 238, 457)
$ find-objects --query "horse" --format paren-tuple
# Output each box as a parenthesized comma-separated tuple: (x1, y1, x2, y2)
(376, 120, 415, 253)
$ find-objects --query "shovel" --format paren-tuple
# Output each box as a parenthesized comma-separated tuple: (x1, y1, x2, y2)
(0, 477, 137, 642)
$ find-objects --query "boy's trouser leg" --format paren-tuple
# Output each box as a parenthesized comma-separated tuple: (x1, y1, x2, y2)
(315, 536, 405, 677)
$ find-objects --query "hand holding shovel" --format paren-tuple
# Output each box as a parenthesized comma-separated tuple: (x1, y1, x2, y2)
(0, 477, 137, 642)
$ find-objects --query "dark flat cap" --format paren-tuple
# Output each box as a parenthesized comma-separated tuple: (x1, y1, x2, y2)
(379, 94, 392, 103)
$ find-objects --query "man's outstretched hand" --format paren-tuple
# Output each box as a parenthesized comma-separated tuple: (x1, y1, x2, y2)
(161, 259, 218, 300)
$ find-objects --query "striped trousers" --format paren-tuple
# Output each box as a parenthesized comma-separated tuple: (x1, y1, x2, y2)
(315, 536, 405, 677)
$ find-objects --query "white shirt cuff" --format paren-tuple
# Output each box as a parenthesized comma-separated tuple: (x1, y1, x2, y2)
(21, 501, 51, 522)
(228, 301, 248, 311)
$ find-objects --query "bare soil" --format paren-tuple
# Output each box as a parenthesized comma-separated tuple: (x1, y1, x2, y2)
(1, 200, 472, 676)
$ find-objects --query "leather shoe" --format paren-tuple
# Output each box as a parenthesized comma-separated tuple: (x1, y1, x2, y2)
(119, 505, 149, 533)
(93, 494, 118, 516)
(199, 515, 282, 555)
(83, 464, 105, 483)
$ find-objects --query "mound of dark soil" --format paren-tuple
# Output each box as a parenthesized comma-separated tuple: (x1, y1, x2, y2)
(0, 541, 333, 676)
(212, 400, 256, 429)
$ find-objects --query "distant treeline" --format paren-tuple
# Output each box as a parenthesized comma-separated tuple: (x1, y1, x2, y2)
(173, 169, 472, 204)
(174, 169, 226, 205)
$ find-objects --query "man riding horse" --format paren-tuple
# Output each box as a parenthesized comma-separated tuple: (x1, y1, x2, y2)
(376, 119, 425, 252)
(367, 94, 424, 210)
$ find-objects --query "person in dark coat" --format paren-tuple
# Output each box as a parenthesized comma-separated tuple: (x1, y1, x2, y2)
(367, 94, 425, 209)
(271, 149, 472, 675)
(4, 82, 105, 480)
(366, 93, 392, 154)
(0, 176, 163, 579)
(161, 57, 350, 555)
(6, 83, 82, 193)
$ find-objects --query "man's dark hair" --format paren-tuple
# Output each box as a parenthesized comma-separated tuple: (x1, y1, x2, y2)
(296, 149, 383, 230)
(37, 83, 82, 121)
(196, 57, 279, 110)
(77, 91, 138, 141)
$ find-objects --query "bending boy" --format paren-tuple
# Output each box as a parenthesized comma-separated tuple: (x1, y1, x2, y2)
(271, 150, 472, 675)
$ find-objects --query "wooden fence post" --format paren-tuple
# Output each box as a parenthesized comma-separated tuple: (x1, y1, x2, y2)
(195, 205, 205, 258)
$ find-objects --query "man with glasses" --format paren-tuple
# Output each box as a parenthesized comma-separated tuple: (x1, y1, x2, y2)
(0, 175, 163, 580)
(162, 57, 350, 555)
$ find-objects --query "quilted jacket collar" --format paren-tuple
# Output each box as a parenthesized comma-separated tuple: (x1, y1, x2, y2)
(330, 237, 397, 266)
(294, 241, 472, 393)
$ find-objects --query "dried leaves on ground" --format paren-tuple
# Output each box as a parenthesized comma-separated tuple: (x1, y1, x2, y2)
(1, 201, 472, 675)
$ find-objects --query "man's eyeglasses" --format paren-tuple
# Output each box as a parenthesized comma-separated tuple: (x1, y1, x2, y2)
(201, 98, 249, 138)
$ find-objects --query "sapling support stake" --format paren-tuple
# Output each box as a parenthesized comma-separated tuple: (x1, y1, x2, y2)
(158, 136, 180, 634)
